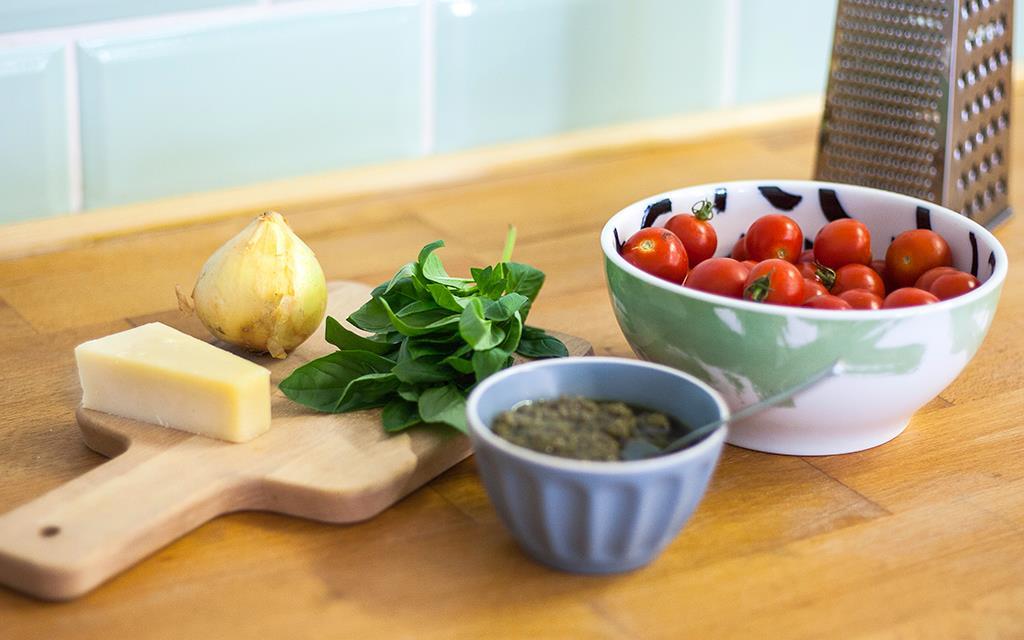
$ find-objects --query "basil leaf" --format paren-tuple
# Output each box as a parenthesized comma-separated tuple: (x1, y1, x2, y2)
(395, 299, 442, 317)
(442, 355, 474, 375)
(499, 312, 523, 351)
(397, 385, 421, 402)
(335, 372, 400, 413)
(279, 350, 396, 412)
(382, 398, 421, 432)
(439, 343, 473, 374)
(426, 283, 469, 312)
(517, 326, 569, 358)
(418, 240, 474, 290)
(325, 316, 392, 355)
(472, 348, 511, 382)
(471, 264, 506, 299)
(504, 262, 546, 321)
(483, 292, 529, 321)
(459, 298, 505, 350)
(405, 338, 457, 360)
(417, 239, 446, 265)
(379, 297, 461, 337)
(347, 298, 392, 333)
(382, 262, 417, 295)
(394, 357, 453, 385)
(418, 384, 468, 433)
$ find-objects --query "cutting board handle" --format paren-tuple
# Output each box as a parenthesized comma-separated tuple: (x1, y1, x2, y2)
(0, 442, 239, 601)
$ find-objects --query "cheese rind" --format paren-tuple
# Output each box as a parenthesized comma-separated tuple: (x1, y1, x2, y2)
(75, 322, 271, 443)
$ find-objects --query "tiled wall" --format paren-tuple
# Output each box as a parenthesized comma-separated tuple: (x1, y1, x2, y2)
(0, 0, 856, 223)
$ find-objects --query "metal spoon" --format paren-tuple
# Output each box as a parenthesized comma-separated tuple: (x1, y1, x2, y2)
(622, 360, 846, 460)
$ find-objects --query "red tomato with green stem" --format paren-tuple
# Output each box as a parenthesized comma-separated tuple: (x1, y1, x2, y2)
(930, 272, 980, 300)
(799, 261, 836, 289)
(832, 264, 886, 298)
(883, 287, 939, 308)
(745, 215, 804, 263)
(839, 289, 883, 310)
(665, 199, 718, 267)
(813, 219, 872, 268)
(885, 229, 952, 289)
(743, 259, 805, 306)
(685, 257, 749, 298)
(621, 227, 689, 283)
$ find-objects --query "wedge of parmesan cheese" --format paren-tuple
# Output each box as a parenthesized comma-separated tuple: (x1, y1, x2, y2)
(74, 322, 271, 443)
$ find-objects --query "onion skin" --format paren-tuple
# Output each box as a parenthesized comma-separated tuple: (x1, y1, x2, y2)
(188, 211, 327, 359)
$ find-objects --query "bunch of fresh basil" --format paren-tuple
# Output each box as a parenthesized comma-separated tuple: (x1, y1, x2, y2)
(280, 230, 568, 433)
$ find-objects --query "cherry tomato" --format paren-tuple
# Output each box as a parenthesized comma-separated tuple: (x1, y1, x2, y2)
(742, 260, 758, 270)
(665, 200, 718, 267)
(871, 259, 892, 291)
(803, 295, 853, 310)
(802, 279, 828, 301)
(743, 259, 805, 306)
(745, 215, 804, 263)
(838, 289, 883, 310)
(730, 236, 749, 261)
(883, 287, 939, 309)
(685, 257, 749, 298)
(832, 264, 886, 298)
(914, 266, 960, 291)
(930, 272, 980, 300)
(799, 261, 836, 289)
(797, 249, 816, 264)
(813, 219, 872, 268)
(885, 229, 952, 289)
(621, 227, 689, 283)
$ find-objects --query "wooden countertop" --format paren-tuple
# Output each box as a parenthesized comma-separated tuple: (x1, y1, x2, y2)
(1, 108, 1022, 638)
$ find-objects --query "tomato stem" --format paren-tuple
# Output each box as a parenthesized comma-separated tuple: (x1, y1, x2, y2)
(744, 273, 773, 303)
(815, 263, 836, 290)
(691, 199, 715, 221)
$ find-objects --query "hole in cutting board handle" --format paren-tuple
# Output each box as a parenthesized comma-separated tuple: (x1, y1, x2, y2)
(39, 525, 60, 537)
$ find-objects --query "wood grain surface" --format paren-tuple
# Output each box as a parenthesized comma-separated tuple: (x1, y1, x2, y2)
(0, 282, 592, 602)
(0, 108, 1022, 637)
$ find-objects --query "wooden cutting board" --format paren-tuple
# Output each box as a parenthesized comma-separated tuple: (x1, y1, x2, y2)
(0, 281, 592, 601)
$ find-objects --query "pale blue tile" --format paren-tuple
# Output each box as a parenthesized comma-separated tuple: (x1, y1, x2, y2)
(735, 0, 838, 104)
(435, 0, 728, 153)
(0, 1, 254, 34)
(78, 5, 422, 209)
(0, 45, 69, 223)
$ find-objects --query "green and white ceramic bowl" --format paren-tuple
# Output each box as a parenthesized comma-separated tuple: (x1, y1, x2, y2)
(601, 180, 1008, 455)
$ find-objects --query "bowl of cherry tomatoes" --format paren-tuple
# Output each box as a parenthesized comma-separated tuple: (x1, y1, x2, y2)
(601, 180, 1008, 455)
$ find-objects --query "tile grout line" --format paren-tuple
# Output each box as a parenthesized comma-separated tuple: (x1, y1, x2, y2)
(718, 0, 741, 108)
(0, 0, 405, 50)
(63, 42, 84, 213)
(419, 0, 438, 156)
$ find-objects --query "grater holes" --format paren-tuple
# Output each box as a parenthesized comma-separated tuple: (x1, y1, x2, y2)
(960, 84, 1006, 124)
(964, 15, 1007, 52)
(996, 177, 1007, 194)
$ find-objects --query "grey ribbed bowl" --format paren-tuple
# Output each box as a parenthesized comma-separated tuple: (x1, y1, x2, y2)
(466, 357, 728, 574)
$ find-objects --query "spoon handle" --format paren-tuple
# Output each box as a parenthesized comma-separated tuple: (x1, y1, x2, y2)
(663, 360, 845, 454)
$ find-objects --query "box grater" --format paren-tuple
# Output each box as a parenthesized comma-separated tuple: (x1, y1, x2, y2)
(815, 0, 1013, 228)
